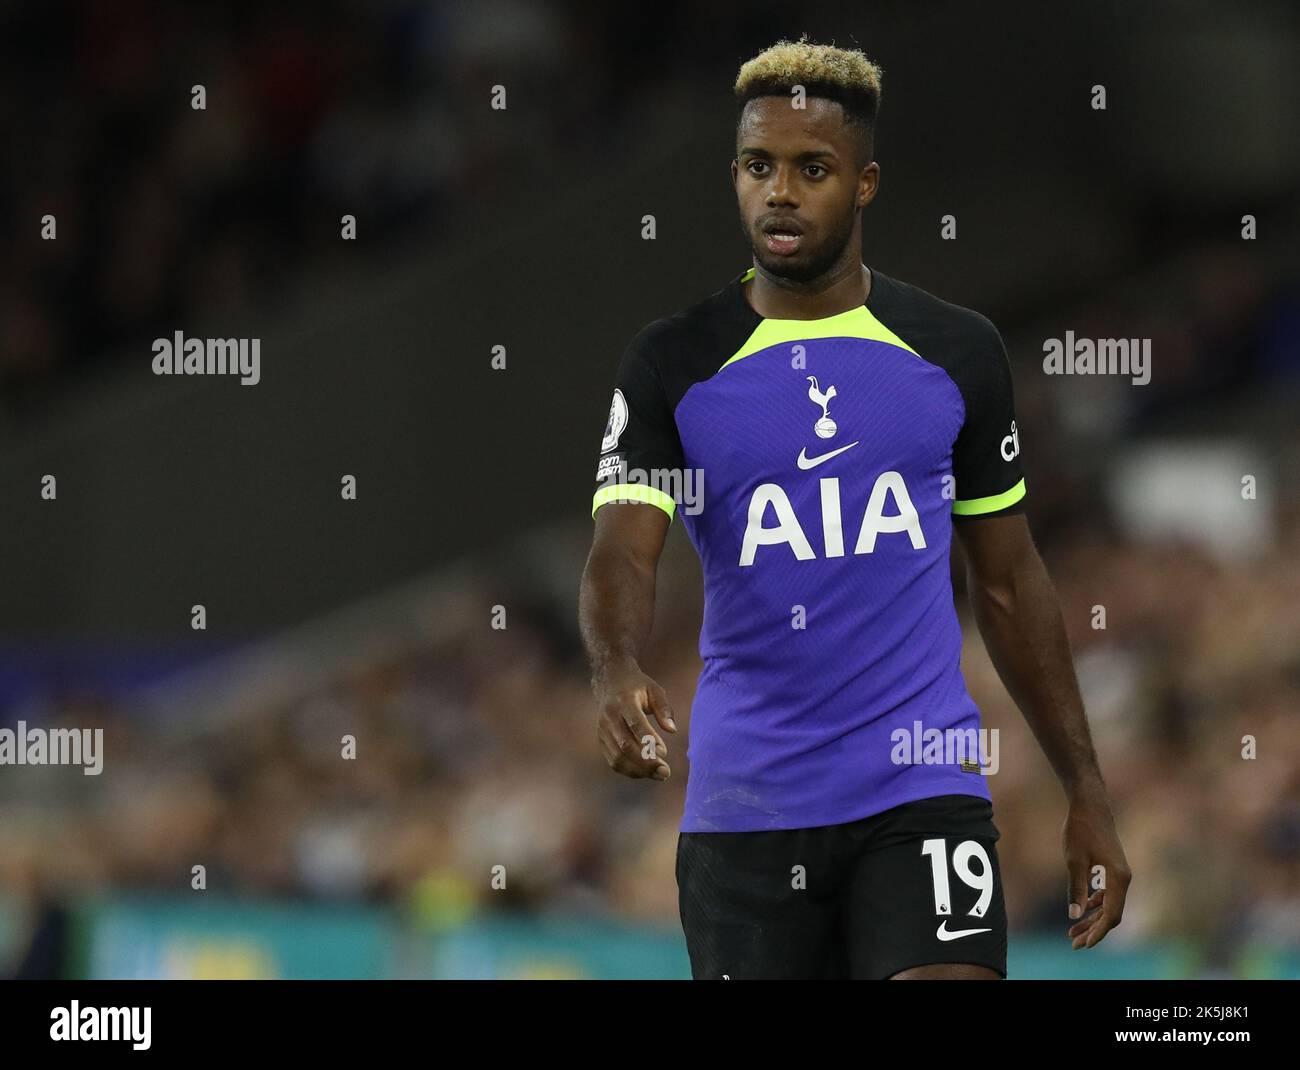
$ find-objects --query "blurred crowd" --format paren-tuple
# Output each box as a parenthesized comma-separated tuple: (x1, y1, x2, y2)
(3, 440, 1298, 977)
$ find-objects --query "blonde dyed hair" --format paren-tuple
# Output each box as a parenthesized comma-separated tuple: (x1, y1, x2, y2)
(734, 36, 883, 165)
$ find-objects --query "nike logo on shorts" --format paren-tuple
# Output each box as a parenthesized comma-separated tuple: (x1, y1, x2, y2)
(935, 920, 993, 941)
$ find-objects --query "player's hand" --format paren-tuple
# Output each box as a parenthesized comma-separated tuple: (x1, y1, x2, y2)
(1062, 788, 1132, 949)
(592, 659, 678, 781)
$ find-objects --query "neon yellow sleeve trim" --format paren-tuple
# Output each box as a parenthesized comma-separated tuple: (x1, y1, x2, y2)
(952, 477, 1026, 516)
(592, 483, 677, 520)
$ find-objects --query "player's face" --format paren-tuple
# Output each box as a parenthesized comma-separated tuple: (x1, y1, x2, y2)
(733, 96, 877, 284)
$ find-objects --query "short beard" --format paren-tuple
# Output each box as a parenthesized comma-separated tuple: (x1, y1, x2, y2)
(742, 206, 857, 284)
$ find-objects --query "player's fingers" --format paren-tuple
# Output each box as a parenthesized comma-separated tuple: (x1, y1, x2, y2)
(1068, 915, 1100, 938)
(1084, 868, 1130, 948)
(1072, 894, 1128, 949)
(598, 729, 624, 770)
(1104, 863, 1131, 919)
(598, 713, 646, 774)
(619, 696, 666, 755)
(630, 729, 670, 774)
(597, 720, 627, 766)
(614, 711, 667, 765)
(599, 713, 668, 779)
(1074, 914, 1111, 949)
(644, 680, 678, 733)
(600, 701, 658, 756)
(612, 732, 661, 778)
(1070, 909, 1109, 949)
(1065, 856, 1090, 922)
(598, 720, 642, 764)
(1067, 889, 1106, 936)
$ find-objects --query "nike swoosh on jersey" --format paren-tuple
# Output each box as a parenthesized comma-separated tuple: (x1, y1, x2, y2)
(935, 920, 993, 941)
(796, 441, 860, 469)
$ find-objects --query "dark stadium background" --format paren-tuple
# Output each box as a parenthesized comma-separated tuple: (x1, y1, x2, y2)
(1, 0, 1297, 978)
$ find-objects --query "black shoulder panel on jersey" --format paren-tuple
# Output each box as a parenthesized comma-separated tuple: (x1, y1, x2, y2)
(868, 271, 1027, 519)
(591, 274, 759, 519)
(641, 276, 762, 410)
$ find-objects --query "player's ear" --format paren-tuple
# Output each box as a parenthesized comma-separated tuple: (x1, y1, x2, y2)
(858, 161, 879, 208)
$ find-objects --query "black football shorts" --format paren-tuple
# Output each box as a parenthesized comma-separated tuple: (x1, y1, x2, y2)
(676, 793, 1008, 979)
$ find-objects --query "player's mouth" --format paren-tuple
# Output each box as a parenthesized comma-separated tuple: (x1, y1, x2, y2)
(764, 231, 802, 255)
(761, 220, 804, 255)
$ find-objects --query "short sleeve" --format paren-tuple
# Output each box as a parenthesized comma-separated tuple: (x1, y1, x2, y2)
(950, 318, 1027, 519)
(592, 327, 686, 521)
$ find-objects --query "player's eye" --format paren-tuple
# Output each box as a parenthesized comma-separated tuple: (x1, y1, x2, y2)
(745, 160, 769, 175)
(804, 164, 827, 178)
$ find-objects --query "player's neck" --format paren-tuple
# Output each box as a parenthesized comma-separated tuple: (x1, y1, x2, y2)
(744, 261, 871, 321)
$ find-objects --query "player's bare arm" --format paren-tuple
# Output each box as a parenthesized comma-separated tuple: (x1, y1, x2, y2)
(579, 502, 678, 781)
(954, 513, 1133, 949)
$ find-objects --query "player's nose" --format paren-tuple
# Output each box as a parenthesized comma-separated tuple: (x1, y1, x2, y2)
(765, 165, 798, 205)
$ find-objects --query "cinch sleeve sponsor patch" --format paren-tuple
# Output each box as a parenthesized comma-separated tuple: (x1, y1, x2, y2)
(591, 325, 686, 521)
(950, 315, 1027, 519)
